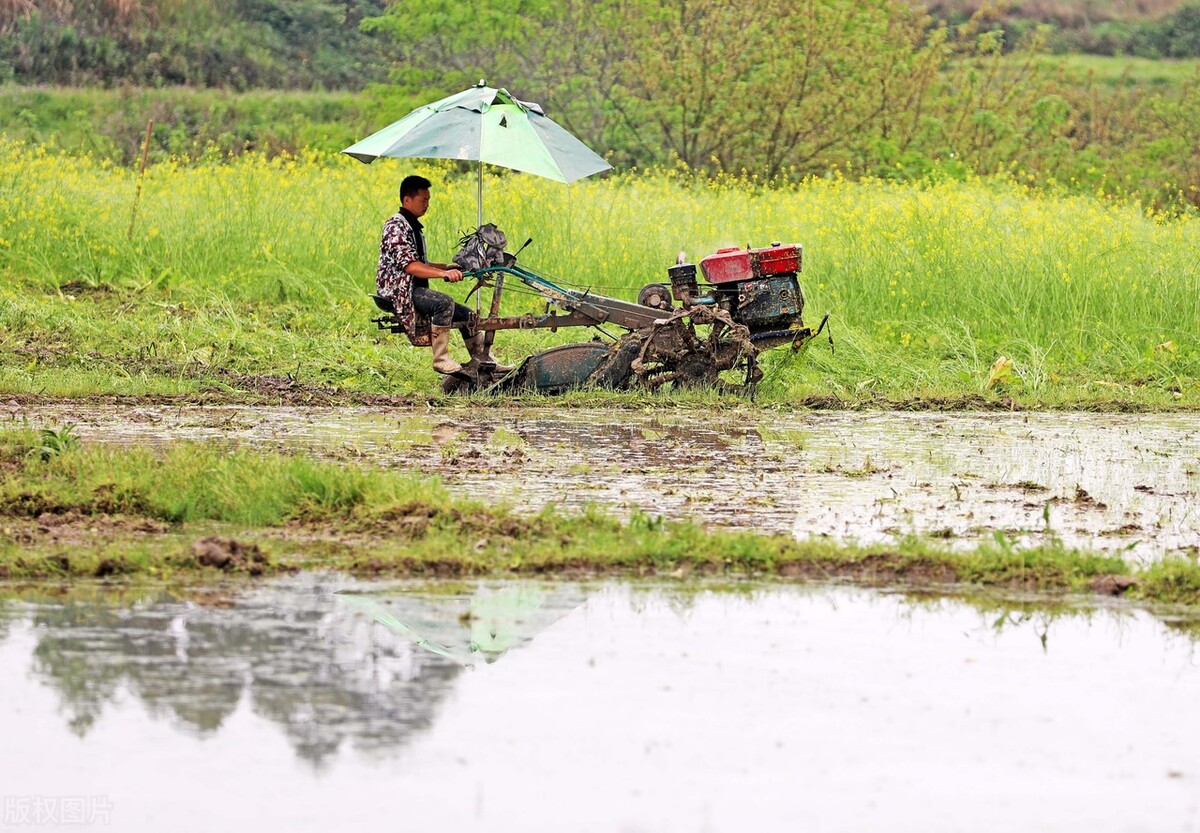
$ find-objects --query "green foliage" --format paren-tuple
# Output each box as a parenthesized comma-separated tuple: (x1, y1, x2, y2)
(1025, 2, 1200, 57)
(2, 0, 1199, 205)
(1150, 4, 1200, 57)
(365, 0, 947, 177)
(28, 425, 81, 462)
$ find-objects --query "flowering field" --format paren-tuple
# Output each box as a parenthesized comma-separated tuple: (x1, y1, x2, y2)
(1, 139, 1197, 405)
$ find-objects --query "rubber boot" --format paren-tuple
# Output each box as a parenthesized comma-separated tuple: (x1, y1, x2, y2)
(464, 332, 515, 373)
(430, 325, 463, 375)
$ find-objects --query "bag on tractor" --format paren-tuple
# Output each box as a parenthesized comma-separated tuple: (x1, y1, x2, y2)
(453, 224, 509, 271)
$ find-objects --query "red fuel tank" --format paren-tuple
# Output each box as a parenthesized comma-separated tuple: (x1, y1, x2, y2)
(699, 247, 752, 284)
(700, 243, 802, 284)
(753, 243, 802, 276)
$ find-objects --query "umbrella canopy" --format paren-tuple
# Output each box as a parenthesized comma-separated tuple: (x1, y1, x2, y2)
(342, 82, 611, 224)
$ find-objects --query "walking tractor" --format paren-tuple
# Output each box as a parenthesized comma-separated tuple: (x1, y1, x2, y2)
(371, 227, 831, 396)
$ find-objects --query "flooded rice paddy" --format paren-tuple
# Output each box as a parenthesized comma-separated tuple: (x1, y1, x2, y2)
(1, 577, 1199, 832)
(8, 404, 1200, 559)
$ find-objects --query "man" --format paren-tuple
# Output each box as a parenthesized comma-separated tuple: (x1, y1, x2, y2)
(376, 175, 513, 375)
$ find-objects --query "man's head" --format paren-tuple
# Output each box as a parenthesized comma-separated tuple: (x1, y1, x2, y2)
(400, 174, 432, 217)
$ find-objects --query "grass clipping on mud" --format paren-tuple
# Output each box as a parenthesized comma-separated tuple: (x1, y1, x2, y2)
(1, 427, 1199, 605)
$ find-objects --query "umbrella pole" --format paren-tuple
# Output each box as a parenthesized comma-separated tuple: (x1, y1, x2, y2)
(475, 164, 483, 315)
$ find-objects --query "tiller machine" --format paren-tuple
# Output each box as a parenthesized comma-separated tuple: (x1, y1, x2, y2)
(372, 233, 829, 396)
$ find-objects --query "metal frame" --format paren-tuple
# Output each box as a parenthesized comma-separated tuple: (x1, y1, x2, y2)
(464, 264, 670, 333)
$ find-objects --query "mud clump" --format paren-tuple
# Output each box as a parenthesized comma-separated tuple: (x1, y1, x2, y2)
(93, 558, 123, 578)
(187, 590, 238, 608)
(192, 537, 270, 575)
(1089, 574, 1138, 596)
(206, 369, 419, 407)
(0, 491, 64, 518)
(1072, 487, 1107, 510)
(35, 510, 166, 534)
(359, 501, 440, 537)
(351, 502, 539, 542)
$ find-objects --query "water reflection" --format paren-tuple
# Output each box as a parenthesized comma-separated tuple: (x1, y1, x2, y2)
(4, 579, 1200, 832)
(6, 578, 590, 768)
(3, 577, 1190, 769)
(0, 596, 13, 634)
(16, 579, 524, 767)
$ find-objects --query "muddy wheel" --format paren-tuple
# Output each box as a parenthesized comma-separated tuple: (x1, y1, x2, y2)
(440, 364, 506, 395)
(670, 351, 722, 388)
(440, 373, 476, 395)
(586, 334, 642, 389)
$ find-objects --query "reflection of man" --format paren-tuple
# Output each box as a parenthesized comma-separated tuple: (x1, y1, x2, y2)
(376, 175, 512, 375)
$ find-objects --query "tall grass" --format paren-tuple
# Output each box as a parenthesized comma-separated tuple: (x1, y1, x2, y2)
(0, 139, 1197, 402)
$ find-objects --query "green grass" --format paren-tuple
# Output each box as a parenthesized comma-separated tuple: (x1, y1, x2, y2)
(1039, 53, 1200, 86)
(0, 140, 1197, 406)
(0, 425, 417, 526)
(0, 85, 412, 163)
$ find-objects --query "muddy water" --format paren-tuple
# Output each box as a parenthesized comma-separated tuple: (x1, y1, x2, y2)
(0, 577, 1198, 832)
(9, 404, 1200, 559)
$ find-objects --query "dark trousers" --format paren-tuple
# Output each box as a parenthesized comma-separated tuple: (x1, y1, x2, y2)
(412, 286, 472, 330)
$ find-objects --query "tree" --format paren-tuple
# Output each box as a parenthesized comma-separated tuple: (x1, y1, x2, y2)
(611, 0, 946, 175)
(365, 0, 948, 176)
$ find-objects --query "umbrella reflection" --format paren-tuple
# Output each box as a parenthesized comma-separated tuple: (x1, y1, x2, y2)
(336, 583, 587, 666)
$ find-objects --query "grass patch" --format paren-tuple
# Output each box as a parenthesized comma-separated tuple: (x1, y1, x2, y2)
(0, 426, 422, 526)
(0, 86, 380, 162)
(1, 428, 1197, 608)
(1040, 54, 1200, 87)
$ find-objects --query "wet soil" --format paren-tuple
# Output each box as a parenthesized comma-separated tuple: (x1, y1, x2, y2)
(6, 403, 1199, 561)
(1, 511, 168, 546)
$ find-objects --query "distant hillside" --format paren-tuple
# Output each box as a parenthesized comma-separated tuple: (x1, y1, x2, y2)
(3, 0, 1199, 89)
(0, 0, 391, 88)
(925, 0, 1200, 56)
(925, 0, 1185, 26)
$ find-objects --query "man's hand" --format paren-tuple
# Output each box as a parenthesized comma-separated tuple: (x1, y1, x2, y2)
(443, 268, 464, 283)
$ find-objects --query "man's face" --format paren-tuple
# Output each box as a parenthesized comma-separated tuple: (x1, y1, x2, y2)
(402, 188, 432, 217)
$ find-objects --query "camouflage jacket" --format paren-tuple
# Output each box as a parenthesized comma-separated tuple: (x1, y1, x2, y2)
(376, 209, 426, 336)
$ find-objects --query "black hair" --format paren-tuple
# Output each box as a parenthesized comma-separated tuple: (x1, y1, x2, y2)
(400, 175, 432, 200)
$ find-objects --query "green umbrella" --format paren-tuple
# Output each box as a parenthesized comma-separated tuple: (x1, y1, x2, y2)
(342, 81, 611, 226)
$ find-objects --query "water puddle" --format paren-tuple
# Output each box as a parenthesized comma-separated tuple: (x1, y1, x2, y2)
(1, 576, 1198, 831)
(7, 404, 1200, 559)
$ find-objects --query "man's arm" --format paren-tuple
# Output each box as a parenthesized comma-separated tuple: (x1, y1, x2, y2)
(384, 215, 463, 284)
(405, 261, 463, 283)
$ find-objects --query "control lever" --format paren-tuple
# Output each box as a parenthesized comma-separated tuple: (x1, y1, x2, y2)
(503, 238, 534, 267)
